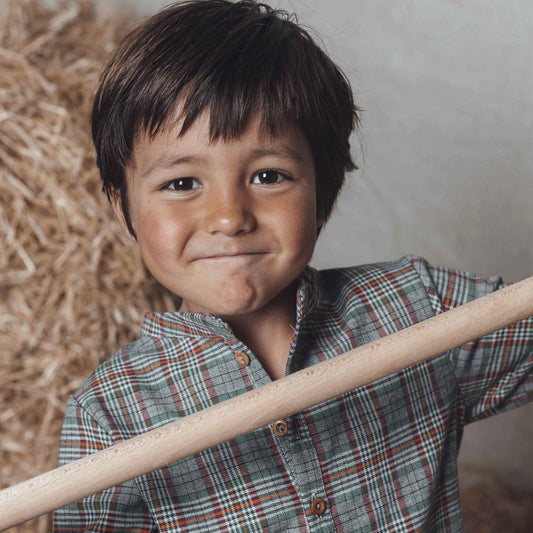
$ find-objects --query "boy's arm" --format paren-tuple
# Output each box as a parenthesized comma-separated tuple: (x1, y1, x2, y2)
(410, 256, 533, 424)
(53, 396, 156, 532)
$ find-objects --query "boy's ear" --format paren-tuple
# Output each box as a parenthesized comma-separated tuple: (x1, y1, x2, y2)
(110, 190, 135, 239)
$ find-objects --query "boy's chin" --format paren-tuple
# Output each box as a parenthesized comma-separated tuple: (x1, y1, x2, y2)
(179, 283, 295, 320)
(179, 286, 262, 317)
(174, 271, 300, 319)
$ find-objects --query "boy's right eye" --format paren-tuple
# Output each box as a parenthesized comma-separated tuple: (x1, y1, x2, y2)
(163, 177, 201, 191)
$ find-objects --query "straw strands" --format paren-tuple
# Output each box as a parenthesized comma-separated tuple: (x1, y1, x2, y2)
(0, 2, 176, 531)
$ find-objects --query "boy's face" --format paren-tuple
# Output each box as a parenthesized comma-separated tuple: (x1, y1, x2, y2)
(117, 112, 319, 319)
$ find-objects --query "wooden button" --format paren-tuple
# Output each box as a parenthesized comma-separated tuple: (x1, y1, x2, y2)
(310, 497, 327, 516)
(235, 351, 250, 366)
(272, 419, 289, 436)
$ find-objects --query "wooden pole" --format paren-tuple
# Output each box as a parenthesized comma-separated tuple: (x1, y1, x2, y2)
(0, 276, 532, 530)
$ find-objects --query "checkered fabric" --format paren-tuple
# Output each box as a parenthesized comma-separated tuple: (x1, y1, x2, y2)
(53, 255, 532, 532)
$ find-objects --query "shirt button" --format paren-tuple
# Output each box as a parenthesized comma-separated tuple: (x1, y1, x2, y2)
(272, 419, 289, 436)
(311, 497, 327, 516)
(235, 351, 250, 366)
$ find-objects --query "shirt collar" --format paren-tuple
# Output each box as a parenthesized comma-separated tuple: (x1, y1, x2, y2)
(141, 266, 321, 340)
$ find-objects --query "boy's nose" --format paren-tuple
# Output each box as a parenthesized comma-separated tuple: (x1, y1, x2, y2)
(202, 192, 256, 236)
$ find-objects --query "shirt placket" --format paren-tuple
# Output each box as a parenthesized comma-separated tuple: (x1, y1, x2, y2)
(225, 332, 335, 530)
(269, 409, 335, 531)
(243, 330, 336, 524)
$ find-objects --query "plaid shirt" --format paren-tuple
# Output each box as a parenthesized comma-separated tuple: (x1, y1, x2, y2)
(53, 255, 532, 532)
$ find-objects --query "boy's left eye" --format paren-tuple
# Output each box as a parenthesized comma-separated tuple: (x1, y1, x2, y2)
(163, 177, 201, 191)
(251, 170, 288, 185)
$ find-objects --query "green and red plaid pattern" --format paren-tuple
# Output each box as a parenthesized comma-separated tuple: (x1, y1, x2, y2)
(53, 256, 532, 532)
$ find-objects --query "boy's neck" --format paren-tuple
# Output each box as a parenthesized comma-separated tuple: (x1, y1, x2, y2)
(225, 283, 297, 381)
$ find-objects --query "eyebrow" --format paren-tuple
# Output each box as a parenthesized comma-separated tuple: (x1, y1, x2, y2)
(140, 143, 306, 179)
(248, 145, 306, 163)
(140, 155, 206, 179)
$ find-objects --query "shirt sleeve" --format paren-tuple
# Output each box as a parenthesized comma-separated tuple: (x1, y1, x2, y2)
(53, 395, 156, 532)
(409, 256, 533, 424)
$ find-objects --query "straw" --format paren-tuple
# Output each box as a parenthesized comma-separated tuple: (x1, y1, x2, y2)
(0, 2, 177, 531)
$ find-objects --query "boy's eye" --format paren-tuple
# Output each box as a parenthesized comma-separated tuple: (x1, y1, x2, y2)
(164, 177, 201, 191)
(251, 170, 288, 185)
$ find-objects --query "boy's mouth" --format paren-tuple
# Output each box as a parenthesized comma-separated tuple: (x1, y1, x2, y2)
(197, 252, 267, 260)
(192, 250, 271, 262)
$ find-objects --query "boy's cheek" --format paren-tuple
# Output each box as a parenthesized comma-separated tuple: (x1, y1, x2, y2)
(137, 202, 189, 241)
(283, 193, 319, 242)
(135, 223, 182, 278)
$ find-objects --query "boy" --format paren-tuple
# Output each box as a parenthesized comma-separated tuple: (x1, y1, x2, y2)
(54, 1, 532, 531)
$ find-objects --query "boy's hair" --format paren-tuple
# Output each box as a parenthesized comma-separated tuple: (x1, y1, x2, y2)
(92, 0, 360, 237)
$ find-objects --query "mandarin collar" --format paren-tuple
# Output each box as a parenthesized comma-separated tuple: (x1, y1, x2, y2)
(141, 266, 320, 340)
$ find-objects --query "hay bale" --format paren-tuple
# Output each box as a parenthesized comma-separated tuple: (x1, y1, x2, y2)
(0, 1, 177, 530)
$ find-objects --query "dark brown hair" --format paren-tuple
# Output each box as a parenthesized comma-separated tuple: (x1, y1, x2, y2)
(92, 0, 360, 236)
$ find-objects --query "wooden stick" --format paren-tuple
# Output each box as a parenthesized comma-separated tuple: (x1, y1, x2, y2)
(1, 276, 532, 530)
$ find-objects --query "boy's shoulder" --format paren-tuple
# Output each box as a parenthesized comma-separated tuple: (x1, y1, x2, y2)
(68, 315, 245, 440)
(70, 335, 160, 419)
(321, 253, 427, 280)
(309, 255, 438, 337)
(316, 254, 436, 307)
(319, 253, 436, 288)
(320, 254, 503, 305)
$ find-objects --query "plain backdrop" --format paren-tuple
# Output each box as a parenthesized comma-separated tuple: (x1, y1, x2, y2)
(109, 0, 532, 489)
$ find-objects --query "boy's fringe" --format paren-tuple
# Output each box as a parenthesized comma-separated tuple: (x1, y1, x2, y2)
(0, 1, 177, 531)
